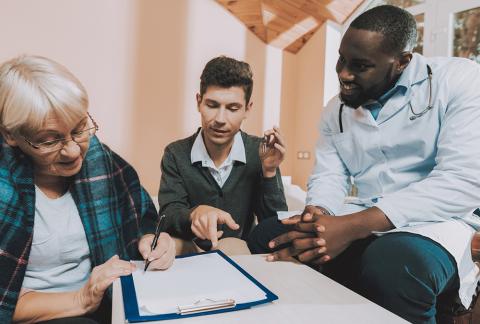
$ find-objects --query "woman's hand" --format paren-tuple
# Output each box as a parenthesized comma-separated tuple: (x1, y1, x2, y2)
(138, 232, 175, 270)
(75, 255, 135, 313)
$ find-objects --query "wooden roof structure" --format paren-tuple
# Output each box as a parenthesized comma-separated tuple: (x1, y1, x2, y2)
(216, 0, 364, 53)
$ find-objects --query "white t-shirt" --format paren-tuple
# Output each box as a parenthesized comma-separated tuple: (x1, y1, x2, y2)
(22, 186, 92, 292)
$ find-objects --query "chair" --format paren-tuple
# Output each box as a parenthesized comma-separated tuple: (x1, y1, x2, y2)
(437, 223, 480, 324)
(436, 285, 479, 324)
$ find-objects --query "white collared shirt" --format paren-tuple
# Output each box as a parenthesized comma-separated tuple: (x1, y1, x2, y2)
(191, 130, 246, 188)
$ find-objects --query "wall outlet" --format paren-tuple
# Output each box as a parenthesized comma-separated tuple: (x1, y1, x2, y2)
(297, 151, 311, 159)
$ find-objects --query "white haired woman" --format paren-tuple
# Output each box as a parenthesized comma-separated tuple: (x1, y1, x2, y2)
(0, 55, 175, 324)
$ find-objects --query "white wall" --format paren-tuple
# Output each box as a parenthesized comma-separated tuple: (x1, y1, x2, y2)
(290, 23, 328, 189)
(0, 0, 137, 157)
(0, 0, 290, 195)
(323, 21, 342, 107)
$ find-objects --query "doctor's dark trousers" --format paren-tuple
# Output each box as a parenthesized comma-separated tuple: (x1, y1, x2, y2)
(247, 217, 460, 324)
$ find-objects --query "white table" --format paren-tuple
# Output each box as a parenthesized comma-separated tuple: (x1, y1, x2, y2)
(112, 255, 407, 323)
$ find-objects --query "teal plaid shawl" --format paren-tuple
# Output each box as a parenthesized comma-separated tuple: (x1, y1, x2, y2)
(0, 136, 157, 323)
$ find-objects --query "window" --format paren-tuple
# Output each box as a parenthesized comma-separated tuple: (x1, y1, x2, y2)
(363, 0, 426, 54)
(453, 7, 480, 63)
(354, 0, 480, 61)
(413, 13, 424, 54)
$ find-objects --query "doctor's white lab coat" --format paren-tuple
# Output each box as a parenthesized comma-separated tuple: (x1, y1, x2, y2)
(307, 53, 480, 307)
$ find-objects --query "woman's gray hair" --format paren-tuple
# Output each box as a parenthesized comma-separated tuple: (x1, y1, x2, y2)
(0, 55, 88, 135)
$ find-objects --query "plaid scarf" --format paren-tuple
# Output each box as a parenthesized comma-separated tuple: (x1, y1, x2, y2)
(0, 136, 157, 323)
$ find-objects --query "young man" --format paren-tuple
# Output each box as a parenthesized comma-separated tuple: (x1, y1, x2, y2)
(249, 5, 480, 323)
(159, 56, 287, 252)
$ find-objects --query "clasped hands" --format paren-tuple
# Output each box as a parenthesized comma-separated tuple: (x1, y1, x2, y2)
(266, 205, 355, 266)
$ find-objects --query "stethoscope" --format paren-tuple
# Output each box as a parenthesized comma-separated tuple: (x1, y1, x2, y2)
(339, 64, 433, 133)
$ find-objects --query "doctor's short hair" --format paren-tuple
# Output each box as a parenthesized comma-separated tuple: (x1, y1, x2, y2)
(350, 5, 417, 55)
(0, 55, 88, 136)
(199, 56, 253, 104)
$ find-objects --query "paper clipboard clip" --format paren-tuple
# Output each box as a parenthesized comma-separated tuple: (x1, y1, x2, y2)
(177, 298, 236, 315)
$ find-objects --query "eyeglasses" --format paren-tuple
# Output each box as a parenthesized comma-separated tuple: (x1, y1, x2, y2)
(22, 112, 99, 153)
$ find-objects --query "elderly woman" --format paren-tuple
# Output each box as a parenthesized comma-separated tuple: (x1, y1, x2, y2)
(0, 55, 175, 324)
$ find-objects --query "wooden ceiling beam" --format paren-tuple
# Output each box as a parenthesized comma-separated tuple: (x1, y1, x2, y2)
(216, 0, 266, 41)
(310, 0, 364, 23)
(262, 0, 321, 49)
(216, 0, 365, 53)
(285, 26, 320, 53)
(282, 0, 337, 22)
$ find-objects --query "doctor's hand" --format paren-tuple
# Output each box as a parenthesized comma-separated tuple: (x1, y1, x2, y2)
(266, 206, 330, 264)
(268, 206, 392, 265)
(75, 255, 135, 314)
(190, 205, 240, 249)
(138, 232, 175, 270)
(290, 206, 392, 264)
(260, 126, 286, 178)
(291, 212, 356, 264)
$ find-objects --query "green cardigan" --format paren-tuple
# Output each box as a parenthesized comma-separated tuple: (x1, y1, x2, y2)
(159, 130, 287, 240)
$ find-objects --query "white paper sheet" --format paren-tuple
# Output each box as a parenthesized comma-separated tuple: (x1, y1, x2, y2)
(131, 253, 267, 316)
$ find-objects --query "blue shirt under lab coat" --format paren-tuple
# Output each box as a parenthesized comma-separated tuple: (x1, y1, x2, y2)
(307, 53, 480, 307)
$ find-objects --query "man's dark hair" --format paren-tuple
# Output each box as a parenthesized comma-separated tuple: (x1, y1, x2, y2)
(199, 56, 253, 104)
(350, 5, 417, 54)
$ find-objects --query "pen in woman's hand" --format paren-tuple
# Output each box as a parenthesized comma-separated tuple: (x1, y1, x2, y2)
(144, 214, 166, 272)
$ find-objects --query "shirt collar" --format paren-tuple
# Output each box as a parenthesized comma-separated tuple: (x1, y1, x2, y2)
(363, 86, 402, 109)
(363, 53, 428, 109)
(191, 129, 246, 165)
(378, 84, 405, 106)
(397, 52, 430, 88)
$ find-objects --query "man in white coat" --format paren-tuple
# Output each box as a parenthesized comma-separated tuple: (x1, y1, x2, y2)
(247, 5, 480, 323)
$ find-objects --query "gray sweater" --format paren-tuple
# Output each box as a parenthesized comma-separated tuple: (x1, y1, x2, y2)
(159, 130, 287, 240)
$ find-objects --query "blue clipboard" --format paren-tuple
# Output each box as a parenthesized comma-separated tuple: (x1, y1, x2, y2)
(120, 250, 278, 322)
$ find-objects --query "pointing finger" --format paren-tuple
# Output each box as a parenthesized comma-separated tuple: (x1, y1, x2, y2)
(208, 216, 219, 248)
(219, 213, 240, 230)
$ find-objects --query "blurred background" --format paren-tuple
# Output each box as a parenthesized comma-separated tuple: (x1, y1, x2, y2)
(1, 0, 479, 196)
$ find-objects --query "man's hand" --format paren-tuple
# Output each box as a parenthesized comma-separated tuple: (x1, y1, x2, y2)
(266, 206, 331, 263)
(281, 205, 330, 225)
(268, 206, 392, 265)
(260, 126, 286, 178)
(138, 232, 175, 270)
(293, 213, 356, 263)
(291, 207, 392, 263)
(75, 255, 135, 314)
(266, 229, 324, 263)
(190, 205, 240, 248)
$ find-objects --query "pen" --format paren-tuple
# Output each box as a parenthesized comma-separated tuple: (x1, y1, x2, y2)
(144, 214, 166, 272)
